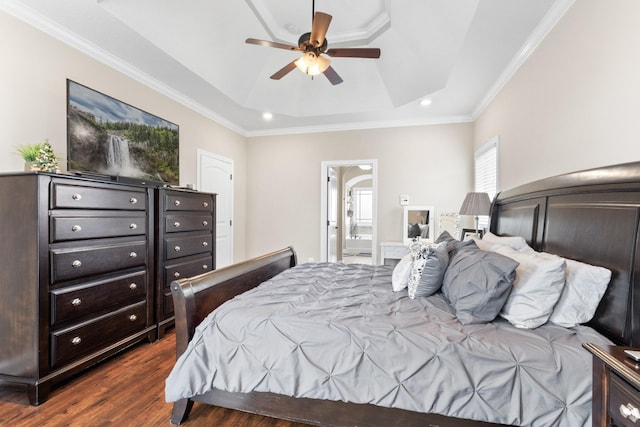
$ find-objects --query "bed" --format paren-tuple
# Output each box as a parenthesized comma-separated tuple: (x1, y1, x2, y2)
(165, 161, 640, 426)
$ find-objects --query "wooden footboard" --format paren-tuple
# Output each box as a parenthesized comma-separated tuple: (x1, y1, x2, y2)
(169, 246, 297, 424)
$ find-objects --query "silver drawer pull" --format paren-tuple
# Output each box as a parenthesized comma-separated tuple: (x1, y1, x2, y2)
(620, 403, 640, 422)
(174, 246, 181, 252)
(72, 260, 82, 268)
(174, 272, 180, 278)
(129, 223, 137, 230)
(129, 197, 138, 204)
(202, 220, 208, 226)
(173, 221, 180, 228)
(129, 283, 137, 290)
(202, 264, 208, 270)
(202, 201, 209, 208)
(72, 193, 82, 201)
(71, 336, 81, 345)
(71, 298, 82, 306)
(71, 225, 82, 232)
(174, 200, 181, 206)
(202, 241, 208, 247)
(128, 314, 137, 322)
(129, 252, 137, 258)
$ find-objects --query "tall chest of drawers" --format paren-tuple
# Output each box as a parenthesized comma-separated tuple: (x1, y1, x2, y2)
(155, 188, 216, 337)
(0, 173, 156, 405)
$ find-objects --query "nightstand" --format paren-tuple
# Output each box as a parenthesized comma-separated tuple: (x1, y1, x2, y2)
(379, 241, 408, 266)
(584, 343, 640, 426)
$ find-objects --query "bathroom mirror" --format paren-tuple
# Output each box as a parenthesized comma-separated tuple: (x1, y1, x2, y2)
(403, 205, 434, 244)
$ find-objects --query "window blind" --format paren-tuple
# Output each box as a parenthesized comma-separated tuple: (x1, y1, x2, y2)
(474, 137, 499, 231)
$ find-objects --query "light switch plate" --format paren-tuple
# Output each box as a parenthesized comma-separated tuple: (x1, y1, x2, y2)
(400, 195, 409, 206)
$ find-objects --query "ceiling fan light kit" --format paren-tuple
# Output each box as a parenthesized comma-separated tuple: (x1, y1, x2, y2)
(295, 52, 330, 76)
(245, 4, 380, 85)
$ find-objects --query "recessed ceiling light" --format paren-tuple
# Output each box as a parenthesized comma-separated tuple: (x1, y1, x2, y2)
(420, 98, 432, 107)
(262, 112, 273, 120)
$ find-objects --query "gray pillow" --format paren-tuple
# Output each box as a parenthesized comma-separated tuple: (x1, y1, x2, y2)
(442, 243, 519, 324)
(435, 230, 474, 254)
(415, 243, 449, 297)
(407, 242, 449, 298)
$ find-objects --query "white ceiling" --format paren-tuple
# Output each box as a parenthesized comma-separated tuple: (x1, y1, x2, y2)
(2, 0, 572, 136)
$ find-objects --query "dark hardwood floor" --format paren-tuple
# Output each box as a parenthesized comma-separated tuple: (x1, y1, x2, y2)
(0, 330, 311, 426)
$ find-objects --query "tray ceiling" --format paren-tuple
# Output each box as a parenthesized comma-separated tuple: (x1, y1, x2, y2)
(2, 0, 570, 136)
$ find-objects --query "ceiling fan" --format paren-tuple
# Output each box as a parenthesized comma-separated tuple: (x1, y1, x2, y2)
(245, 2, 381, 85)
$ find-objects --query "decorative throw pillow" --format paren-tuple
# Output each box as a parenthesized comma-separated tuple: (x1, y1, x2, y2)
(391, 252, 412, 292)
(548, 257, 611, 327)
(407, 241, 448, 298)
(496, 246, 566, 329)
(442, 243, 519, 324)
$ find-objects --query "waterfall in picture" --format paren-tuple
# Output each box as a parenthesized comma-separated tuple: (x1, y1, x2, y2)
(105, 134, 144, 178)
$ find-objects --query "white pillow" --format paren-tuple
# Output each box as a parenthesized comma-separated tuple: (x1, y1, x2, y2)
(482, 231, 531, 252)
(391, 253, 412, 292)
(472, 237, 503, 252)
(548, 258, 611, 327)
(496, 246, 566, 329)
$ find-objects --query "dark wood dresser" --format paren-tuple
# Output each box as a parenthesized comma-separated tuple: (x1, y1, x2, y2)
(155, 188, 216, 337)
(584, 343, 640, 426)
(0, 173, 156, 405)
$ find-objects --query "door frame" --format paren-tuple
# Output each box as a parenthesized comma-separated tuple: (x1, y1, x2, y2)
(197, 149, 234, 266)
(320, 159, 378, 263)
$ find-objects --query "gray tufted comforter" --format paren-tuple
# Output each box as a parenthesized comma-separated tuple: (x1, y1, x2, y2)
(165, 262, 612, 426)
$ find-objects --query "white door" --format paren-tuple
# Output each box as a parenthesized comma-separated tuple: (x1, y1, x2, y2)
(327, 167, 338, 262)
(197, 150, 233, 268)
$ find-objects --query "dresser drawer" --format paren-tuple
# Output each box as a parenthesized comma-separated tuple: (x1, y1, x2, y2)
(163, 255, 213, 317)
(164, 233, 212, 260)
(50, 270, 146, 326)
(164, 254, 213, 286)
(51, 182, 147, 211)
(610, 372, 640, 426)
(51, 240, 147, 283)
(50, 212, 146, 242)
(164, 214, 213, 233)
(164, 192, 212, 212)
(50, 301, 147, 367)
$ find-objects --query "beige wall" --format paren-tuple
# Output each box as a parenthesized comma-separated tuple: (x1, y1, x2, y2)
(474, 0, 640, 191)
(13, 1, 633, 264)
(246, 124, 474, 262)
(0, 11, 248, 260)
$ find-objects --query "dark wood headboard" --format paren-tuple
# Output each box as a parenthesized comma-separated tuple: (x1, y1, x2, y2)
(490, 161, 640, 347)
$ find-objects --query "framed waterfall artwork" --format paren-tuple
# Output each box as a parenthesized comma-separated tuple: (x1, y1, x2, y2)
(66, 79, 180, 185)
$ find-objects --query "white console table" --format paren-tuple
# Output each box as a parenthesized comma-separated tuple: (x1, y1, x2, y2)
(379, 241, 408, 266)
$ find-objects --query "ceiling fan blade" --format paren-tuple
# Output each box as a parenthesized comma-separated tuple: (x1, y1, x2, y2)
(310, 12, 332, 47)
(246, 38, 300, 52)
(270, 60, 298, 80)
(323, 66, 343, 85)
(326, 48, 381, 58)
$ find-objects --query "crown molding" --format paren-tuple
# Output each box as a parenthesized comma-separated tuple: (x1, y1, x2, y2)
(0, 0, 246, 136)
(471, 0, 575, 120)
(2, 0, 565, 139)
(244, 115, 473, 138)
